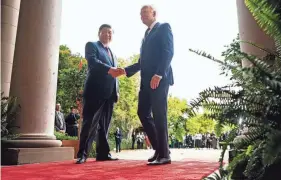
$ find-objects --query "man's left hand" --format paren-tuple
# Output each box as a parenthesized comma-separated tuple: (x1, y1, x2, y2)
(150, 75, 161, 89)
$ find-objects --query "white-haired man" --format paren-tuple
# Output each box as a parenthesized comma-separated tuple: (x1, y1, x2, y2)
(116, 5, 174, 165)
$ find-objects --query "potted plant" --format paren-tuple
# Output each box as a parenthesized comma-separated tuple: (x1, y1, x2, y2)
(55, 131, 79, 158)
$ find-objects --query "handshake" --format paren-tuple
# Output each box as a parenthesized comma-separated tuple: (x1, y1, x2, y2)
(108, 67, 126, 78)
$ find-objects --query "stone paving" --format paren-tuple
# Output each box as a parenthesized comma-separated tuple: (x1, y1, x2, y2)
(110, 148, 228, 162)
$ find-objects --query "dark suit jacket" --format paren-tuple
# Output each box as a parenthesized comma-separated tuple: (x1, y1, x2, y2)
(55, 111, 66, 131)
(114, 130, 122, 143)
(65, 113, 80, 126)
(125, 22, 174, 86)
(83, 41, 119, 101)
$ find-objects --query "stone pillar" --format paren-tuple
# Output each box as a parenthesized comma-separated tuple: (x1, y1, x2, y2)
(236, 0, 276, 67)
(8, 0, 62, 148)
(1, 0, 21, 96)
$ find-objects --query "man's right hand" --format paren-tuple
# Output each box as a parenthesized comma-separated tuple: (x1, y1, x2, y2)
(108, 68, 126, 77)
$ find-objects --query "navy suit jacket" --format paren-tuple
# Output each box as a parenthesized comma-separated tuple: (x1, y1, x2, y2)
(125, 22, 174, 86)
(83, 41, 119, 101)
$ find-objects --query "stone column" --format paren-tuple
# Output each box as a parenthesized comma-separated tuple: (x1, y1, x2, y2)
(236, 0, 276, 67)
(1, 0, 21, 96)
(8, 0, 62, 148)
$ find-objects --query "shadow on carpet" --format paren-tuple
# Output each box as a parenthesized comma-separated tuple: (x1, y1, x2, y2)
(1, 159, 219, 180)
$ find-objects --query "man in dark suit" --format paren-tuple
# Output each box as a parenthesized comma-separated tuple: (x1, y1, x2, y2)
(114, 127, 122, 153)
(115, 5, 174, 165)
(65, 107, 80, 137)
(131, 130, 136, 149)
(76, 24, 121, 164)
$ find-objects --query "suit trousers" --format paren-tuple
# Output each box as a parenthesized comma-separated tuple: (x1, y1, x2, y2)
(77, 95, 114, 158)
(115, 140, 121, 152)
(137, 81, 170, 158)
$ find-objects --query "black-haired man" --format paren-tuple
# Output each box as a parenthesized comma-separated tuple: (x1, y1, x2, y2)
(76, 24, 123, 164)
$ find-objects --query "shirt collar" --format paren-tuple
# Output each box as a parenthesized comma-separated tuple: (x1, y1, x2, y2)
(98, 41, 109, 48)
(149, 21, 158, 30)
(102, 43, 109, 48)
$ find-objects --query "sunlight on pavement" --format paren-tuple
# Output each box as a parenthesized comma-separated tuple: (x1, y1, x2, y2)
(111, 149, 227, 162)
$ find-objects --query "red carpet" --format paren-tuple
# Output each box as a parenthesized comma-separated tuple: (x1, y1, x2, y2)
(1, 159, 219, 180)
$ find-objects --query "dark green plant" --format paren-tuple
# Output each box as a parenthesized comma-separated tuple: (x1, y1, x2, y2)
(194, 0, 281, 179)
(1, 92, 20, 140)
(54, 131, 78, 140)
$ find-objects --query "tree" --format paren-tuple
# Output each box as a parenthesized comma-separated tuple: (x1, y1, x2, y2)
(58, 45, 86, 70)
(56, 64, 87, 113)
(56, 45, 87, 112)
(186, 114, 215, 135)
(167, 96, 188, 141)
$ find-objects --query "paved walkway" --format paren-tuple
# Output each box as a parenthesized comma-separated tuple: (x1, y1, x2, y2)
(111, 148, 227, 162)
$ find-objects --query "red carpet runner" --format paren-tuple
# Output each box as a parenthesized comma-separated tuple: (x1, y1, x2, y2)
(1, 159, 219, 180)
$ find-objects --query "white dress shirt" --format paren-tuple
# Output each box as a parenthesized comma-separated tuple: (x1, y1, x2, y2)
(147, 21, 158, 34)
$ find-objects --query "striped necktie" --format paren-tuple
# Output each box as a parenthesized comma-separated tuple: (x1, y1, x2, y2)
(106, 48, 112, 62)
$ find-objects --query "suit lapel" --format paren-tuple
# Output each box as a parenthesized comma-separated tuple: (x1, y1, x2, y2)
(141, 22, 160, 49)
(98, 41, 114, 66)
(146, 22, 160, 40)
(108, 48, 116, 67)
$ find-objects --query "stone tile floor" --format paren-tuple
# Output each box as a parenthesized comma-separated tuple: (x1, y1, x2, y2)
(110, 148, 228, 162)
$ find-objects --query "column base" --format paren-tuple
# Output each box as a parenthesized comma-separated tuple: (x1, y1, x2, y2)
(2, 139, 62, 148)
(1, 147, 74, 165)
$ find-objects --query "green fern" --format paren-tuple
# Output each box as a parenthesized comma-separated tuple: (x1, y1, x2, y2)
(1, 92, 21, 139)
(245, 0, 281, 44)
(189, 0, 281, 179)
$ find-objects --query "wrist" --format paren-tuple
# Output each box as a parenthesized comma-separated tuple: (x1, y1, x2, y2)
(108, 67, 114, 74)
(154, 74, 162, 79)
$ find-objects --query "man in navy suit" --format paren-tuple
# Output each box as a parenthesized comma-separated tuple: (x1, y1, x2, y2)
(76, 24, 122, 164)
(116, 5, 174, 165)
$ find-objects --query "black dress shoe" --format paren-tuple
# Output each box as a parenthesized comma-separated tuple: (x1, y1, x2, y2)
(148, 152, 158, 162)
(147, 157, 171, 165)
(76, 157, 87, 164)
(96, 155, 118, 161)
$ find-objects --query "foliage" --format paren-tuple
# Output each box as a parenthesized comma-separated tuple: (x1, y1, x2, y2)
(186, 114, 215, 135)
(214, 122, 236, 137)
(56, 65, 87, 113)
(56, 45, 87, 113)
(1, 92, 21, 140)
(54, 131, 78, 140)
(59, 45, 87, 70)
(167, 96, 217, 141)
(192, 0, 281, 179)
(167, 96, 189, 140)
